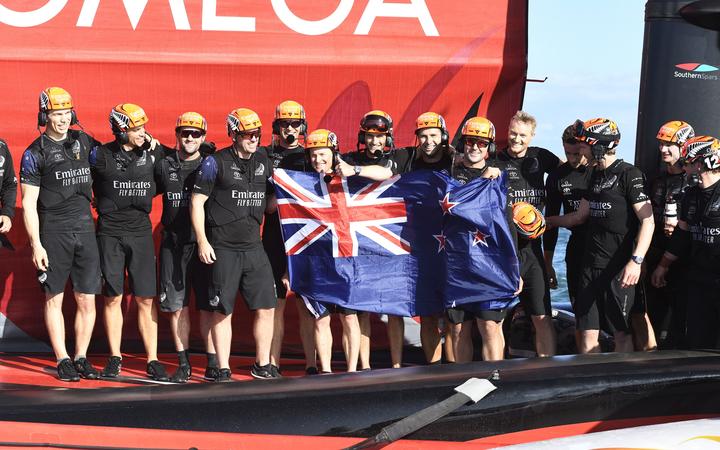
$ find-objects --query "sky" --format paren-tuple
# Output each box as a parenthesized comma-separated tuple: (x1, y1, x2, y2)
(523, 0, 646, 162)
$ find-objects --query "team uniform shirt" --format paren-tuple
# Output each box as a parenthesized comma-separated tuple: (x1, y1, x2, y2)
(20, 131, 99, 234)
(193, 146, 273, 251)
(343, 149, 396, 172)
(489, 147, 560, 211)
(390, 146, 455, 175)
(89, 141, 167, 237)
(261, 145, 305, 298)
(544, 163, 593, 253)
(0, 140, 17, 219)
(155, 150, 203, 243)
(679, 180, 720, 279)
(649, 171, 689, 250)
(582, 159, 649, 269)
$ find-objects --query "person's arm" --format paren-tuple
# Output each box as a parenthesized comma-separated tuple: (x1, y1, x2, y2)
(543, 172, 562, 288)
(335, 155, 393, 181)
(620, 199, 655, 288)
(0, 144, 17, 232)
(546, 198, 589, 229)
(191, 156, 218, 264)
(21, 184, 47, 270)
(651, 219, 688, 288)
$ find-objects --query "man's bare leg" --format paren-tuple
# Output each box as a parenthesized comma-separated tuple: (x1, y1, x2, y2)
(532, 314, 556, 357)
(387, 315, 404, 368)
(476, 319, 505, 361)
(315, 315, 332, 372)
(420, 315, 442, 363)
(73, 292, 96, 358)
(359, 312, 371, 370)
(253, 308, 275, 367)
(270, 297, 286, 368)
(340, 314, 360, 372)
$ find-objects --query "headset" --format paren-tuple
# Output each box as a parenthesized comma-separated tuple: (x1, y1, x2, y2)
(38, 109, 77, 128)
(573, 119, 621, 161)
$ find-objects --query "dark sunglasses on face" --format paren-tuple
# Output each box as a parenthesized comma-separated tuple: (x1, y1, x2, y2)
(465, 137, 490, 149)
(239, 130, 261, 139)
(180, 129, 204, 139)
(280, 120, 303, 129)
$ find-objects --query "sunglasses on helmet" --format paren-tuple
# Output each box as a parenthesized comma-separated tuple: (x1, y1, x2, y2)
(180, 129, 205, 139)
(362, 116, 390, 134)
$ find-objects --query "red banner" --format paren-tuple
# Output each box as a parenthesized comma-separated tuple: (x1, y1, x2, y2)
(0, 0, 527, 352)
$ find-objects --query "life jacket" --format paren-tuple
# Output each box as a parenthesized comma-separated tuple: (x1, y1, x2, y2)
(93, 141, 156, 215)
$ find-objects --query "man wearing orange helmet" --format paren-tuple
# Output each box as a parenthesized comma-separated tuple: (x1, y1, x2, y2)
(290, 129, 361, 373)
(548, 118, 654, 353)
(445, 116, 521, 362)
(488, 111, 561, 357)
(651, 136, 720, 349)
(191, 108, 278, 381)
(155, 112, 215, 382)
(20, 87, 100, 382)
(90, 103, 169, 381)
(641, 121, 695, 349)
(261, 100, 317, 375)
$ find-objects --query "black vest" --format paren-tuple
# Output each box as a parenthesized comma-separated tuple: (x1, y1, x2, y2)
(93, 142, 156, 215)
(587, 161, 638, 235)
(158, 152, 201, 234)
(684, 182, 720, 257)
(206, 149, 270, 228)
(35, 131, 93, 211)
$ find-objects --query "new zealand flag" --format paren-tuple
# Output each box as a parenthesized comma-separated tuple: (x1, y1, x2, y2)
(273, 169, 519, 317)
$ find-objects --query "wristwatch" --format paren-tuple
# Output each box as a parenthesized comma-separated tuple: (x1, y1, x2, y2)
(353, 165, 362, 176)
(630, 255, 644, 264)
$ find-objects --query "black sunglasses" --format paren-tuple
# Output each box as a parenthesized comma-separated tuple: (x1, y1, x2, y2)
(180, 129, 204, 139)
(279, 120, 303, 128)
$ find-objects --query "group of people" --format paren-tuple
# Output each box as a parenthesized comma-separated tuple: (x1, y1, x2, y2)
(0, 86, 717, 384)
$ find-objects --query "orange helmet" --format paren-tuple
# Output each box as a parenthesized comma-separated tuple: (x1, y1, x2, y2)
(305, 129, 339, 152)
(358, 110, 394, 150)
(656, 121, 694, 146)
(110, 103, 148, 131)
(683, 135, 720, 170)
(39, 87, 73, 112)
(176, 111, 207, 132)
(227, 108, 262, 135)
(415, 112, 447, 133)
(512, 202, 546, 240)
(461, 116, 496, 141)
(574, 118, 621, 149)
(275, 100, 306, 121)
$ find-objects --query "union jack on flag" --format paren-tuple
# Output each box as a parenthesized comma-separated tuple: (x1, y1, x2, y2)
(273, 169, 411, 258)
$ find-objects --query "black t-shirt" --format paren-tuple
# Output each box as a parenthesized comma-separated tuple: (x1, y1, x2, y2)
(649, 170, 688, 249)
(193, 146, 273, 250)
(89, 141, 169, 236)
(488, 147, 560, 210)
(582, 159, 649, 268)
(0, 140, 17, 218)
(155, 150, 203, 242)
(390, 146, 455, 175)
(544, 163, 593, 252)
(20, 131, 99, 234)
(679, 180, 720, 277)
(261, 144, 306, 172)
(342, 149, 395, 172)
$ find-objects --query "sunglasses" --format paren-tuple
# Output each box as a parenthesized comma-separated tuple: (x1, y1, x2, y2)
(279, 120, 303, 129)
(363, 117, 390, 133)
(179, 129, 205, 139)
(465, 137, 490, 149)
(239, 130, 261, 139)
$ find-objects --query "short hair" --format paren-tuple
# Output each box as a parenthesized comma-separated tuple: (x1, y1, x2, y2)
(562, 125, 577, 144)
(510, 110, 537, 132)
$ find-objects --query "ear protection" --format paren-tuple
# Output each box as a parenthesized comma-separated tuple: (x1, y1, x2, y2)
(113, 125, 129, 146)
(38, 109, 78, 128)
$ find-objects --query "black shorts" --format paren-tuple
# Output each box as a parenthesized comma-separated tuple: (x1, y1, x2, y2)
(518, 243, 551, 316)
(575, 265, 634, 333)
(97, 234, 157, 297)
(565, 234, 584, 304)
(318, 302, 357, 317)
(203, 247, 278, 315)
(446, 306, 506, 324)
(262, 212, 288, 299)
(39, 232, 101, 296)
(158, 231, 208, 313)
(685, 281, 720, 349)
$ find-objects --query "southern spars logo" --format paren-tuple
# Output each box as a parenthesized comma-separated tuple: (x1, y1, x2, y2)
(674, 63, 719, 80)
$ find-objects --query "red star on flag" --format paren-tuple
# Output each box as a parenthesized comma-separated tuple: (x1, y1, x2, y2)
(471, 229, 489, 247)
(433, 233, 447, 253)
(439, 193, 459, 215)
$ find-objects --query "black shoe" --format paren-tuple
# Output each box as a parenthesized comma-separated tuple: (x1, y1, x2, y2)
(57, 358, 80, 382)
(250, 362, 277, 380)
(215, 368, 232, 382)
(74, 357, 99, 380)
(305, 366, 319, 375)
(204, 366, 219, 381)
(170, 364, 191, 383)
(101, 356, 122, 378)
(147, 360, 170, 382)
(270, 364, 283, 378)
